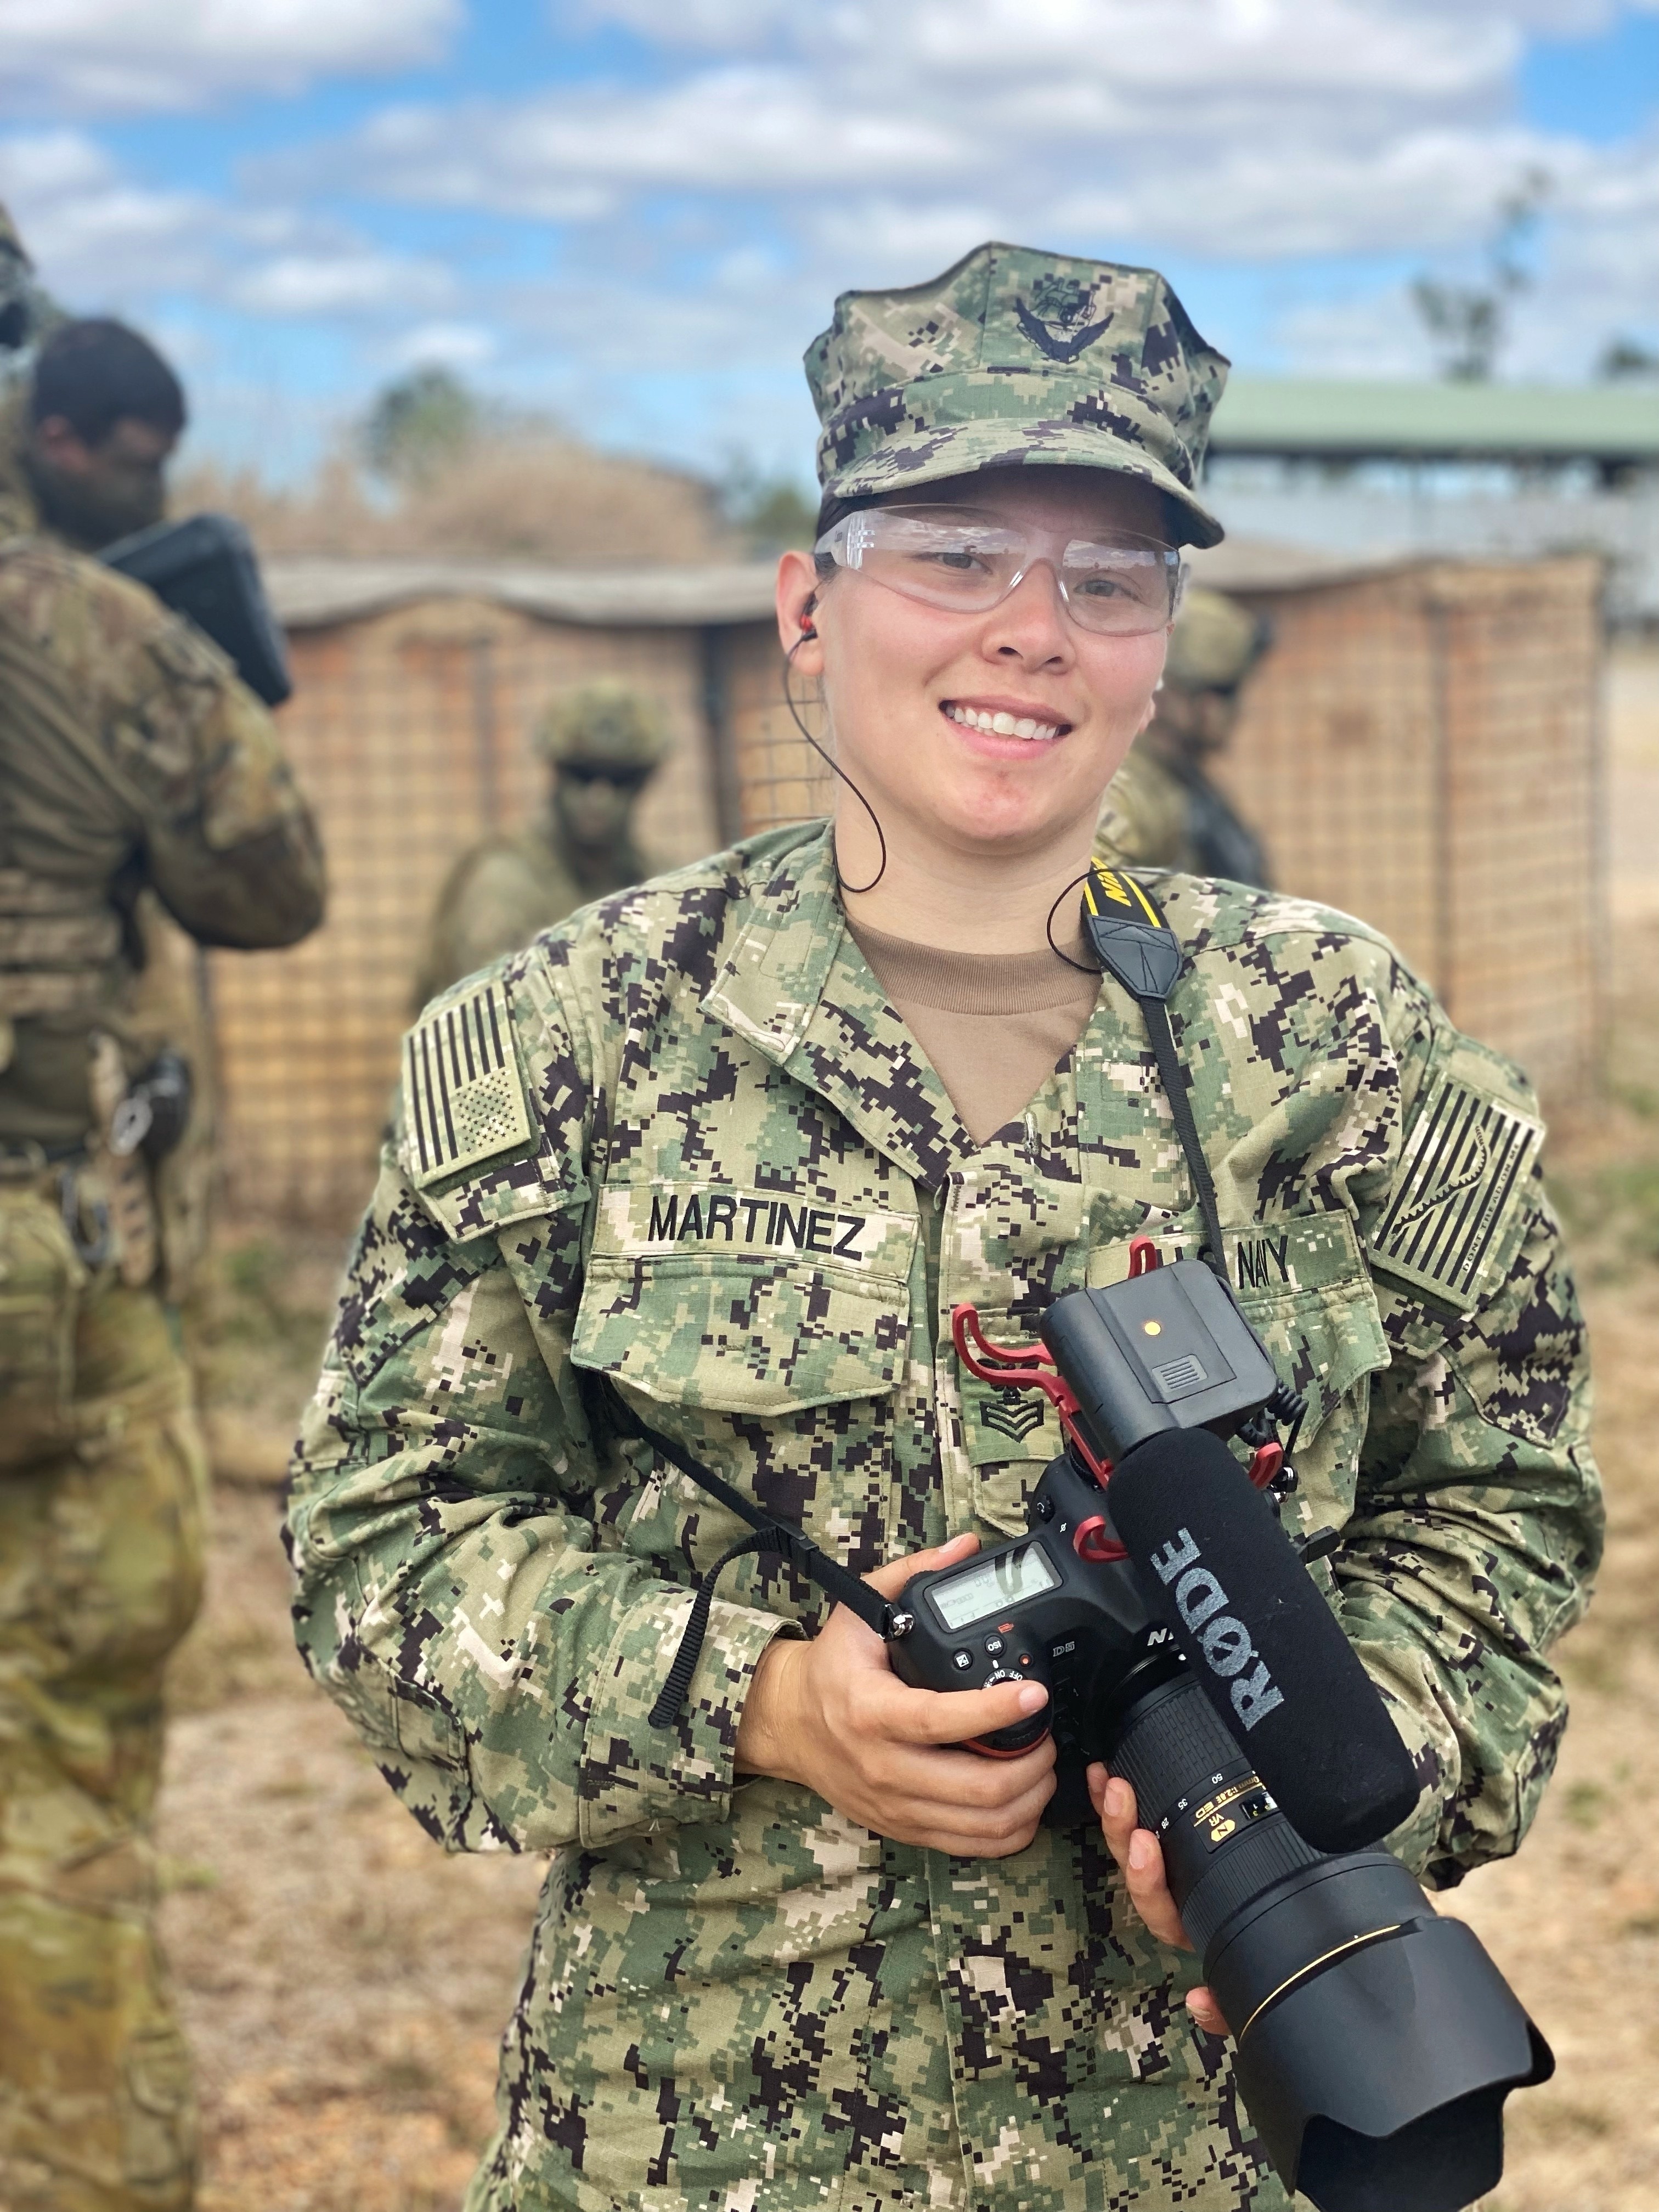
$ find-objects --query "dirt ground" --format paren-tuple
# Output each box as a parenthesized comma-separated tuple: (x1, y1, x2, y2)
(155, 661, 1659, 2211)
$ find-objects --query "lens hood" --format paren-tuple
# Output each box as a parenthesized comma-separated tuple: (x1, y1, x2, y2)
(1206, 1855, 1553, 2212)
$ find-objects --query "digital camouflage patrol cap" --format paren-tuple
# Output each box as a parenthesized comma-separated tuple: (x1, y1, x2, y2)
(806, 240, 1229, 548)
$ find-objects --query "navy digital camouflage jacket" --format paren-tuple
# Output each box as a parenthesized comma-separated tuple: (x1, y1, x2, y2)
(287, 823, 1600, 2212)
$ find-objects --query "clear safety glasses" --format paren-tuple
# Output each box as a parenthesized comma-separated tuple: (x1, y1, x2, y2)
(814, 506, 1186, 636)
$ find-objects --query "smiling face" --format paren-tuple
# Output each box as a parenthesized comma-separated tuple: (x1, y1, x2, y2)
(776, 467, 1174, 893)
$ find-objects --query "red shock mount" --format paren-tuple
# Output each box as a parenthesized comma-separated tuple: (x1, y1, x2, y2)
(950, 1240, 1166, 1567)
(951, 1236, 1283, 1565)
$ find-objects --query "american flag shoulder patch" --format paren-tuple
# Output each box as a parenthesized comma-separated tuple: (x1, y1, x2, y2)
(404, 979, 533, 1187)
(1369, 1076, 1543, 1311)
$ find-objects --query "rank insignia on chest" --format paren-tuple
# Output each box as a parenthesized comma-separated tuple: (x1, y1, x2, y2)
(1368, 1075, 1542, 1310)
(405, 979, 533, 1186)
(958, 1365, 1065, 1466)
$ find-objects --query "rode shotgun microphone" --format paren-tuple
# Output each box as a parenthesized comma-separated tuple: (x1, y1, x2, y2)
(1104, 1429, 1419, 1854)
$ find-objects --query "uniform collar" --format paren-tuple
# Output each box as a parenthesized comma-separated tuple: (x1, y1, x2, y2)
(702, 824, 967, 1187)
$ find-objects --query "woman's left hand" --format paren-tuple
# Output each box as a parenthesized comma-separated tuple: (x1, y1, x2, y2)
(1087, 1763, 1228, 2039)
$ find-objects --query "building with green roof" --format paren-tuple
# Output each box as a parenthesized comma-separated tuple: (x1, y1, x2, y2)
(1204, 376, 1659, 620)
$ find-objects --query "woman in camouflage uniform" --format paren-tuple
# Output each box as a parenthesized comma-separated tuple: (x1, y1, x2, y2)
(287, 243, 1599, 2211)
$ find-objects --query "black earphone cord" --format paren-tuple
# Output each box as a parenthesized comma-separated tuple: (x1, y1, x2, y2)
(783, 630, 887, 897)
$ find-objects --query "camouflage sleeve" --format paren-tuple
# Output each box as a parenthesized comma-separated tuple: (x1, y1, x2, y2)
(122, 614, 326, 948)
(1093, 742, 1189, 873)
(285, 957, 793, 1855)
(7, 549, 325, 947)
(414, 843, 561, 1010)
(1335, 1023, 1602, 1892)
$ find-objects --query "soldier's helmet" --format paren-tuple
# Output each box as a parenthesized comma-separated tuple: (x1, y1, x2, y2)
(1163, 587, 1271, 695)
(534, 682, 671, 775)
(805, 239, 1229, 546)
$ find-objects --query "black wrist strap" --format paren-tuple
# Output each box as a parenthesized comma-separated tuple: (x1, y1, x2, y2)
(1082, 864, 1229, 1280)
(599, 1386, 895, 1726)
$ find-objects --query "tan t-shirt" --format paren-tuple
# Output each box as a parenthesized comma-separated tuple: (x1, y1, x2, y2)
(848, 921, 1102, 1147)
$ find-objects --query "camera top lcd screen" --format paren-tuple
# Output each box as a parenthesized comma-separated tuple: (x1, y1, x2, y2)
(930, 1543, 1060, 1632)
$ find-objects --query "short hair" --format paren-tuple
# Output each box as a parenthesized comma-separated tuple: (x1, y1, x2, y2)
(30, 318, 186, 447)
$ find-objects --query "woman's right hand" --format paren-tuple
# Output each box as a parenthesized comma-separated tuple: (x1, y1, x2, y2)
(735, 1532, 1057, 1856)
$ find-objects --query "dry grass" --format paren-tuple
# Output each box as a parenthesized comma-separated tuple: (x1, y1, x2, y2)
(172, 437, 740, 566)
(161, 1240, 546, 2212)
(1441, 915, 1659, 2212)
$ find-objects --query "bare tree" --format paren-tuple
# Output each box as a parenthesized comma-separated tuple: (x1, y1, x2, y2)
(1411, 168, 1551, 381)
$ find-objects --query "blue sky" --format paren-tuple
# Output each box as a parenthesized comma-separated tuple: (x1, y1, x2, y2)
(3, 1, 1656, 487)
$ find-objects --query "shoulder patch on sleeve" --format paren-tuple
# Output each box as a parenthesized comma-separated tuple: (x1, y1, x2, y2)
(404, 978, 533, 1187)
(1369, 1074, 1543, 1311)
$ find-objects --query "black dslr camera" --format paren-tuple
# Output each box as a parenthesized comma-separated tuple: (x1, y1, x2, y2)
(889, 1247, 1285, 1762)
(885, 1242, 1552, 2212)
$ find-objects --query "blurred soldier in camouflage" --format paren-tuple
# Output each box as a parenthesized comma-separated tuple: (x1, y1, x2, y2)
(412, 679, 669, 1008)
(0, 204, 33, 352)
(0, 201, 59, 536)
(288, 242, 1598, 2212)
(1096, 584, 1272, 885)
(0, 302, 326, 2211)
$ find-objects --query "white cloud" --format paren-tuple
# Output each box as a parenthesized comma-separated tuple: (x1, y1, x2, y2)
(0, 0, 459, 115)
(0, 128, 459, 340)
(391, 320, 499, 370)
(332, 68, 968, 210)
(586, 0, 1650, 55)
(304, 0, 1656, 392)
(0, 130, 218, 295)
(574, 0, 791, 41)
(230, 248, 454, 317)
(1055, 126, 1585, 259)
(315, 1, 1624, 256)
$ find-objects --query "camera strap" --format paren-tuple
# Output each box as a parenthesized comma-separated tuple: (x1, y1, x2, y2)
(1082, 865, 1229, 1280)
(597, 1384, 898, 1727)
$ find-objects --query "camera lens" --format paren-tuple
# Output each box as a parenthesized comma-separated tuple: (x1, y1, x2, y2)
(1107, 1668, 1551, 2212)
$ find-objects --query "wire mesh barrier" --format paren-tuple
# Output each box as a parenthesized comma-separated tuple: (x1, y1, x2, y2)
(210, 599, 722, 1223)
(1207, 557, 1604, 1108)
(208, 555, 1602, 1227)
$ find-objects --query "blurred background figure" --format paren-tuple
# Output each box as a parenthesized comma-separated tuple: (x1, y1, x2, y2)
(0, 201, 60, 534)
(413, 678, 669, 1006)
(0, 202, 32, 352)
(0, 294, 324, 2212)
(18, 318, 182, 553)
(1094, 584, 1273, 885)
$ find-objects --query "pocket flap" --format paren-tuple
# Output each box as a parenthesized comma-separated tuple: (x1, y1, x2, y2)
(573, 1183, 917, 1417)
(1087, 1212, 1387, 1441)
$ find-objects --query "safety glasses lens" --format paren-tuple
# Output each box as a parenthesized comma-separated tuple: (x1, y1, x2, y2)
(822, 510, 1179, 633)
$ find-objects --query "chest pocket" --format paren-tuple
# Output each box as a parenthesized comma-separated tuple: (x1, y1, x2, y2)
(572, 1249, 913, 1414)
(569, 1183, 920, 1583)
(1088, 1211, 1388, 1536)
